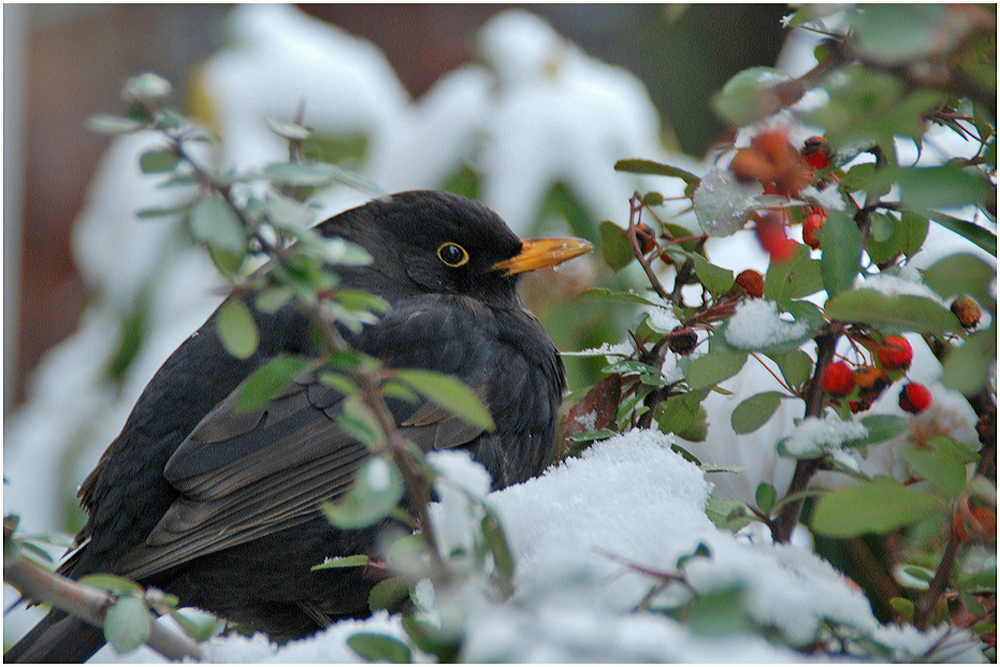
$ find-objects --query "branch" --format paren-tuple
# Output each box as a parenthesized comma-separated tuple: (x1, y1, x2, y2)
(770, 328, 840, 543)
(4, 556, 202, 662)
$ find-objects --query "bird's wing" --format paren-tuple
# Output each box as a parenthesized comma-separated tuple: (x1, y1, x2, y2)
(114, 298, 493, 581)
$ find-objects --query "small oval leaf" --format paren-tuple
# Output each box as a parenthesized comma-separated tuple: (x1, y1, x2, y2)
(731, 391, 784, 434)
(104, 595, 152, 656)
(394, 369, 494, 431)
(235, 355, 310, 413)
(216, 300, 259, 360)
(322, 457, 403, 530)
(347, 632, 412, 664)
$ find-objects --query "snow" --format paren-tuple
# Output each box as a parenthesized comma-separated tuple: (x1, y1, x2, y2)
(724, 298, 810, 350)
(782, 414, 869, 459)
(693, 167, 765, 237)
(87, 433, 983, 663)
(853, 265, 944, 302)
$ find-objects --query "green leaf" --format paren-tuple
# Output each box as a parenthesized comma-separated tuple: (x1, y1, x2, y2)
(923, 253, 997, 312)
(264, 161, 339, 187)
(264, 193, 316, 230)
(929, 211, 996, 256)
(189, 196, 247, 256)
(583, 287, 661, 307)
(767, 349, 813, 388)
(615, 159, 701, 196)
(654, 391, 702, 435)
(866, 211, 929, 264)
(662, 221, 702, 251)
(599, 220, 635, 272)
(756, 482, 777, 515)
(686, 584, 753, 637)
(394, 369, 494, 431)
(675, 405, 708, 442)
(135, 203, 192, 220)
(712, 67, 792, 126)
(941, 324, 997, 396)
(763, 243, 824, 308)
(843, 414, 909, 449)
(892, 165, 993, 214)
(368, 577, 412, 613)
(335, 289, 391, 315)
(890, 597, 915, 622)
(816, 211, 861, 298)
(731, 391, 785, 434)
(104, 595, 151, 655)
(482, 510, 515, 592)
(851, 4, 947, 64)
(254, 287, 294, 315)
(78, 574, 144, 596)
(86, 113, 146, 134)
(686, 350, 748, 390)
(347, 632, 412, 664)
(900, 441, 968, 500)
(823, 289, 961, 335)
(691, 253, 735, 297)
(265, 116, 312, 141)
(705, 496, 753, 532)
(336, 396, 383, 449)
(322, 457, 403, 530)
(138, 149, 181, 174)
(312, 554, 372, 570)
(122, 72, 172, 100)
(215, 300, 259, 360)
(235, 354, 310, 412)
(811, 476, 942, 537)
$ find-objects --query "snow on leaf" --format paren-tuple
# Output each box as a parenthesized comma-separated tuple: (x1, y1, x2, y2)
(693, 168, 764, 237)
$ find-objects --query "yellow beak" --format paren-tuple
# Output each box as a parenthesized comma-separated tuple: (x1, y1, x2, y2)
(492, 237, 594, 275)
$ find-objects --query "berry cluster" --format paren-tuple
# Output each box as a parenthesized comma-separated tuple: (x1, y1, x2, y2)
(820, 334, 933, 415)
(727, 131, 836, 262)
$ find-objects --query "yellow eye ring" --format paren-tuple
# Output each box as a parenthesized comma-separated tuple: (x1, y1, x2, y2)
(437, 242, 469, 267)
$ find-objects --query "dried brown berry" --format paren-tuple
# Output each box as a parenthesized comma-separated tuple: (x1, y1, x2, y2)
(635, 223, 657, 255)
(855, 365, 890, 404)
(951, 296, 982, 329)
(735, 269, 764, 298)
(668, 326, 698, 355)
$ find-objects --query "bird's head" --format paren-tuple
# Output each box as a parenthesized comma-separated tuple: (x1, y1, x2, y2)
(324, 191, 593, 306)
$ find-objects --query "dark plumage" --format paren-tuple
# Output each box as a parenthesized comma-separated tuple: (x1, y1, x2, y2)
(6, 190, 592, 662)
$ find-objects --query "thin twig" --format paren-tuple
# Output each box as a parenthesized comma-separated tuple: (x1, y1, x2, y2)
(3, 555, 202, 662)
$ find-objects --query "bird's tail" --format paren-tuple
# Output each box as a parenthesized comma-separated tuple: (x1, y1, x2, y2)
(4, 609, 106, 663)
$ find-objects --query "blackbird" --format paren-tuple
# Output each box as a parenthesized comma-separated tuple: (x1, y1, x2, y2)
(6, 190, 592, 662)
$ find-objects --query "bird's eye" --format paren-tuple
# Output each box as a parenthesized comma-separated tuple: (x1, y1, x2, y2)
(436, 242, 469, 267)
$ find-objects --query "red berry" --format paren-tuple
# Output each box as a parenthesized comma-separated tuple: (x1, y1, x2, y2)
(801, 136, 832, 170)
(753, 212, 798, 263)
(899, 382, 932, 414)
(876, 335, 913, 371)
(802, 212, 825, 250)
(821, 361, 856, 396)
